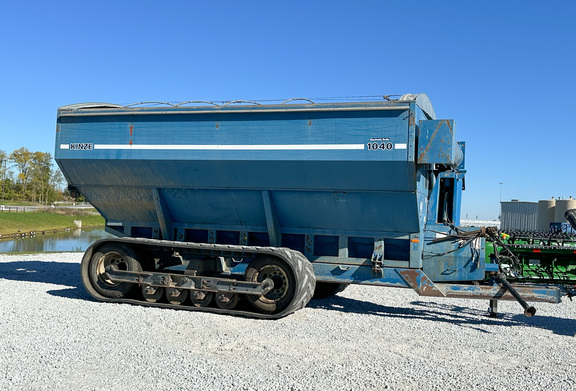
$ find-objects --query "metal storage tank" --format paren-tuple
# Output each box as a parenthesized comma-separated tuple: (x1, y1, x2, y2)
(537, 198, 556, 231)
(500, 200, 537, 231)
(554, 197, 576, 223)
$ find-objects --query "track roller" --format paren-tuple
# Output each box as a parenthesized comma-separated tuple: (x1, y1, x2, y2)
(215, 292, 239, 309)
(142, 285, 163, 303)
(166, 288, 188, 305)
(190, 291, 214, 307)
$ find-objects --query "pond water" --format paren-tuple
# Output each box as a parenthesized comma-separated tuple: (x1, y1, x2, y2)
(0, 228, 113, 253)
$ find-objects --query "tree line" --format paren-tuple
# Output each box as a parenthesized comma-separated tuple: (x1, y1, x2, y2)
(0, 147, 68, 205)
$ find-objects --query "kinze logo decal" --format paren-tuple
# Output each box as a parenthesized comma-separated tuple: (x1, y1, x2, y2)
(70, 143, 93, 150)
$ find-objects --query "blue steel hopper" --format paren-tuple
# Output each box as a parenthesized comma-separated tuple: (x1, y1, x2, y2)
(55, 95, 564, 318)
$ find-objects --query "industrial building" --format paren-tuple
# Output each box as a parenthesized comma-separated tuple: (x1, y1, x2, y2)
(500, 197, 576, 231)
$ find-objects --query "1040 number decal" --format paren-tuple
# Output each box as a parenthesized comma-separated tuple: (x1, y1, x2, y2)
(367, 142, 393, 151)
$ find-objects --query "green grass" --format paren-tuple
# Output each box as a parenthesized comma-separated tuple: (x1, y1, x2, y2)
(0, 211, 105, 235)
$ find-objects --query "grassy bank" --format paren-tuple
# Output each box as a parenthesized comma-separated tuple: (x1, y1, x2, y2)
(0, 210, 105, 236)
(0, 200, 39, 206)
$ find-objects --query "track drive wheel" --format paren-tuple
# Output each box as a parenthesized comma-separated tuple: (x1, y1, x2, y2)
(87, 243, 142, 298)
(244, 255, 300, 314)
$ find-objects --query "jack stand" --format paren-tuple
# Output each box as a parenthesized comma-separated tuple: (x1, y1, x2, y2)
(488, 299, 499, 318)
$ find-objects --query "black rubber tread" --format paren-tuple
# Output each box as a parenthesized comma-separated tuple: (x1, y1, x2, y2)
(312, 282, 349, 300)
(80, 237, 316, 319)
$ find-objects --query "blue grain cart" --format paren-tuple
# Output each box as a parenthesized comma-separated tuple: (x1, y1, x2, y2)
(55, 94, 564, 318)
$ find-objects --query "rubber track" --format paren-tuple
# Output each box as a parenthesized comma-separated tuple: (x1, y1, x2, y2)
(80, 237, 316, 319)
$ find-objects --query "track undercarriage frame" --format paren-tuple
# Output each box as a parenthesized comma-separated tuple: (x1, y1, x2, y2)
(81, 236, 566, 318)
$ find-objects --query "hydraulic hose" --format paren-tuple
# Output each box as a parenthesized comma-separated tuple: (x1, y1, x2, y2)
(565, 209, 576, 232)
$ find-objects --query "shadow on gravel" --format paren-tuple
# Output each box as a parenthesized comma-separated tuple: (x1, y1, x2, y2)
(0, 260, 90, 300)
(508, 313, 576, 337)
(411, 300, 576, 337)
(309, 296, 576, 336)
(48, 287, 89, 299)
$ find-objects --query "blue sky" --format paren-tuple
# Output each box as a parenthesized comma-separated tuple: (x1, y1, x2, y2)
(1, 1, 575, 220)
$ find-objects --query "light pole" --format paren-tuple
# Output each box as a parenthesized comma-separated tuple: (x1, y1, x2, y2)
(1, 157, 5, 202)
(499, 182, 503, 202)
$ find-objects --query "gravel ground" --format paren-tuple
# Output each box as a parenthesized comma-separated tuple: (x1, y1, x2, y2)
(1, 252, 575, 391)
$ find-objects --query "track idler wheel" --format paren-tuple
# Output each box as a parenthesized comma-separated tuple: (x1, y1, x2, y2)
(245, 256, 295, 314)
(87, 243, 142, 299)
(244, 252, 315, 315)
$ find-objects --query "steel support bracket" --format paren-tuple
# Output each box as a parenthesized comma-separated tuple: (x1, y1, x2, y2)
(395, 268, 446, 297)
(152, 188, 174, 241)
(105, 268, 274, 296)
(371, 239, 384, 276)
(262, 190, 280, 247)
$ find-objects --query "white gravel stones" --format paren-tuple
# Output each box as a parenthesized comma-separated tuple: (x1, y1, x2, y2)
(1, 252, 576, 390)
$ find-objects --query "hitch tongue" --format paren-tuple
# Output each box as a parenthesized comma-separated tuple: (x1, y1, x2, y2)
(495, 273, 537, 317)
